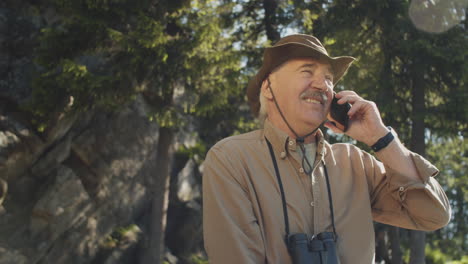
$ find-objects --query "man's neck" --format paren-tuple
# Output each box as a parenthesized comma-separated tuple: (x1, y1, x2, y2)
(267, 117, 318, 144)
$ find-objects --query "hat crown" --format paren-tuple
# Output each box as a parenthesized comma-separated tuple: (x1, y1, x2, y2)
(272, 34, 329, 56)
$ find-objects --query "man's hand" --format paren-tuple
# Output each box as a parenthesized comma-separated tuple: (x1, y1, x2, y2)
(324, 91, 388, 146)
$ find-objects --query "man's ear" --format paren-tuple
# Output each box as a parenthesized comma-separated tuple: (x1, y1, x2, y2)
(261, 79, 274, 100)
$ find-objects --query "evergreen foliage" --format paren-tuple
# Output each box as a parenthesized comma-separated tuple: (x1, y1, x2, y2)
(25, 0, 244, 135)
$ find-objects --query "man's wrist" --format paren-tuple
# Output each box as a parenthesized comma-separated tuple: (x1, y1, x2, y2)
(370, 126, 394, 152)
(363, 125, 390, 146)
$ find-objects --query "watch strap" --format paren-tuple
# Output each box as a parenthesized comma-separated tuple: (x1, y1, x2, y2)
(371, 126, 394, 152)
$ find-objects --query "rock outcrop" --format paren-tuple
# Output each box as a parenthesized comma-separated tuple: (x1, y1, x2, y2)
(1, 96, 163, 263)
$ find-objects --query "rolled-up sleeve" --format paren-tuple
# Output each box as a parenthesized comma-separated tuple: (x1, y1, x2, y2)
(202, 146, 266, 264)
(370, 152, 451, 231)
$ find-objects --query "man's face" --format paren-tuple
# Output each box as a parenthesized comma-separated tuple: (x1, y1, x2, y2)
(263, 57, 334, 136)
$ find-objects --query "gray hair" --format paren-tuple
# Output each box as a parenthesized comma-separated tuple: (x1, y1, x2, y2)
(257, 64, 284, 126)
(258, 91, 268, 126)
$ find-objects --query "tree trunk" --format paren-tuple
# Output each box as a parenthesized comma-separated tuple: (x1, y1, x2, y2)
(375, 224, 391, 263)
(409, 67, 426, 264)
(140, 127, 175, 264)
(456, 186, 466, 253)
(389, 226, 403, 264)
(263, 0, 281, 42)
(410, 72, 426, 158)
(410, 231, 426, 264)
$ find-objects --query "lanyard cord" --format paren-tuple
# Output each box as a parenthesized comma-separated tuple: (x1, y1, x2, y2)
(267, 78, 325, 174)
(266, 138, 337, 241)
(323, 159, 338, 238)
(266, 138, 290, 237)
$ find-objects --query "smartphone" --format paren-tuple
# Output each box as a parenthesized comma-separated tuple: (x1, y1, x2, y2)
(328, 94, 351, 132)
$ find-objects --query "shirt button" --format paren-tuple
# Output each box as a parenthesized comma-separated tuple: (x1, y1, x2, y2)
(399, 187, 405, 192)
(310, 201, 314, 207)
(289, 140, 294, 146)
(280, 152, 287, 159)
(299, 168, 304, 173)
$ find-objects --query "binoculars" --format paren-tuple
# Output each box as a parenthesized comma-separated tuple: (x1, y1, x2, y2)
(287, 232, 339, 264)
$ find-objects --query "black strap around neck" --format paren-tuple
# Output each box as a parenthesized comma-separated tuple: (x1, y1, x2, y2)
(323, 160, 338, 238)
(265, 138, 337, 242)
(266, 138, 290, 237)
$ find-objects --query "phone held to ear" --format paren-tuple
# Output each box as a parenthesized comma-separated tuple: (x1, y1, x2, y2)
(328, 94, 351, 132)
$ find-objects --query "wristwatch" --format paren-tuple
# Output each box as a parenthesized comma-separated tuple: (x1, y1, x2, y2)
(371, 126, 394, 152)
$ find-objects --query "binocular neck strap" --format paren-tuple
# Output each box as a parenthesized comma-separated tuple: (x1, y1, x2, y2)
(322, 159, 338, 239)
(265, 138, 337, 241)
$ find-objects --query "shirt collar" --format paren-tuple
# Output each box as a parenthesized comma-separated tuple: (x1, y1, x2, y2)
(263, 119, 327, 159)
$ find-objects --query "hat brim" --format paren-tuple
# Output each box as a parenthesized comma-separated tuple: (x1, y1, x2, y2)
(247, 43, 355, 117)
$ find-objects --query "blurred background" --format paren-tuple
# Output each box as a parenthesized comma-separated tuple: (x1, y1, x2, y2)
(0, 0, 466, 263)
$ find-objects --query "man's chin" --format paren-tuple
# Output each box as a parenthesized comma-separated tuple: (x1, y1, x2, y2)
(302, 116, 326, 130)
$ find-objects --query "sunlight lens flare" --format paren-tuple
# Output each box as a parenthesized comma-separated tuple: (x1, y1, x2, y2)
(409, 0, 467, 33)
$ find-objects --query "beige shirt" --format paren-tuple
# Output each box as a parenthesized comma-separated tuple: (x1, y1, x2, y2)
(203, 120, 450, 264)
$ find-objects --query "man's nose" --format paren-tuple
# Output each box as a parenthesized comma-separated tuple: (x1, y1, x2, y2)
(312, 74, 332, 91)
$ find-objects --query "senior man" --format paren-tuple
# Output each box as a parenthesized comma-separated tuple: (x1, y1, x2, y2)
(202, 34, 451, 264)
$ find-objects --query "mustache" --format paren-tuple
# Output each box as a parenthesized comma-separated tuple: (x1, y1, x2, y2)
(299, 91, 328, 102)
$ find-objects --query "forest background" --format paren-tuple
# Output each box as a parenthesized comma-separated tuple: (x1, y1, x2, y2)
(0, 0, 466, 264)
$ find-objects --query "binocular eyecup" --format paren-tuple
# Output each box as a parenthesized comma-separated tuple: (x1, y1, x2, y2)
(287, 232, 339, 264)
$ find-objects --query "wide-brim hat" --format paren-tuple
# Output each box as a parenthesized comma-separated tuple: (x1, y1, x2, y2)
(247, 34, 356, 117)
